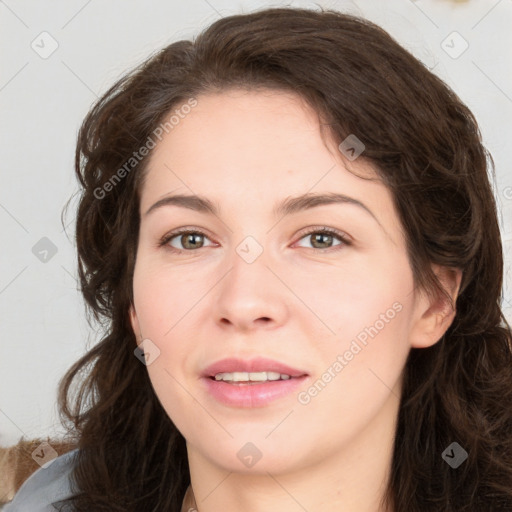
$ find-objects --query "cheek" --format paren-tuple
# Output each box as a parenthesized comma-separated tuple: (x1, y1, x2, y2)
(146, 364, 194, 439)
(131, 259, 203, 407)
(132, 258, 196, 335)
(285, 248, 413, 339)
(289, 250, 414, 399)
(292, 301, 412, 446)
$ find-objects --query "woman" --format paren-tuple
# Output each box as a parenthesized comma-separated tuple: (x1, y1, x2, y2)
(5, 6, 512, 512)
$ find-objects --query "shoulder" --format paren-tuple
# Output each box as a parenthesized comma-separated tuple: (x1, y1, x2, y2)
(3, 448, 79, 512)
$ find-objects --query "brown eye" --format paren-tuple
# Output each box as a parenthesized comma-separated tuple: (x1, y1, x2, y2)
(159, 230, 214, 252)
(178, 233, 205, 250)
(309, 232, 335, 249)
(295, 228, 350, 251)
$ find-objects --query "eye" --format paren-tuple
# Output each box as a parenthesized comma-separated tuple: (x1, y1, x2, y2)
(158, 229, 215, 252)
(158, 226, 351, 253)
(294, 227, 351, 251)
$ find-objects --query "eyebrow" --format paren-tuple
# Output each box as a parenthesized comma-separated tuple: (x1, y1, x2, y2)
(144, 192, 383, 228)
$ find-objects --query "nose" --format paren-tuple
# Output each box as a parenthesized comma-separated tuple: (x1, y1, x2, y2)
(213, 245, 289, 332)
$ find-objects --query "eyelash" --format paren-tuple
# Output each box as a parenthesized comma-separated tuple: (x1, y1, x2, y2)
(157, 226, 352, 254)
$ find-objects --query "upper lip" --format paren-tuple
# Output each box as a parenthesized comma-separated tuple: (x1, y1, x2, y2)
(201, 357, 309, 378)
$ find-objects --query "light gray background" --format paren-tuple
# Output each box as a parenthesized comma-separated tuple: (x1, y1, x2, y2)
(1, 0, 511, 447)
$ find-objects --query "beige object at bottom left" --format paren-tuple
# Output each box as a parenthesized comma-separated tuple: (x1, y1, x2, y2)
(0, 437, 77, 508)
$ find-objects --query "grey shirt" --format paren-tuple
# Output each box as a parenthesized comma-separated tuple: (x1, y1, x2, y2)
(3, 449, 79, 511)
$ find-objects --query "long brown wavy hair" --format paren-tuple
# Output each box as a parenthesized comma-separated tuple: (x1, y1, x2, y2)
(56, 6, 512, 511)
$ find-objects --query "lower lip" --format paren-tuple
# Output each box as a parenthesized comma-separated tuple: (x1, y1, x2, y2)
(202, 376, 309, 408)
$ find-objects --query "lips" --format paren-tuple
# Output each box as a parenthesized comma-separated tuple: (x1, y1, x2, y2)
(201, 357, 308, 379)
(200, 357, 310, 407)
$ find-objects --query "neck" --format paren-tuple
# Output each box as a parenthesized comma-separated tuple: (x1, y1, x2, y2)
(184, 388, 399, 512)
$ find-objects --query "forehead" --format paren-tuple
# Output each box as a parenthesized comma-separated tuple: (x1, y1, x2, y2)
(147, 88, 334, 172)
(138, 89, 402, 242)
(141, 89, 378, 197)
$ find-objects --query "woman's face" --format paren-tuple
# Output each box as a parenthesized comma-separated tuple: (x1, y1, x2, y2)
(129, 88, 448, 475)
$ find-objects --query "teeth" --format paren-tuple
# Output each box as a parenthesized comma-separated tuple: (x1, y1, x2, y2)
(214, 371, 292, 382)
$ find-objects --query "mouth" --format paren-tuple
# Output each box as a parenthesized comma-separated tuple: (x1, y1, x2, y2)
(200, 357, 309, 407)
(209, 371, 301, 384)
(201, 356, 308, 379)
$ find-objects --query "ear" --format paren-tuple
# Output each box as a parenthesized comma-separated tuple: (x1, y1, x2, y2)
(129, 303, 141, 343)
(409, 265, 463, 349)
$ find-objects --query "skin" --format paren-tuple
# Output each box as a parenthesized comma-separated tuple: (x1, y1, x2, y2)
(129, 88, 461, 512)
